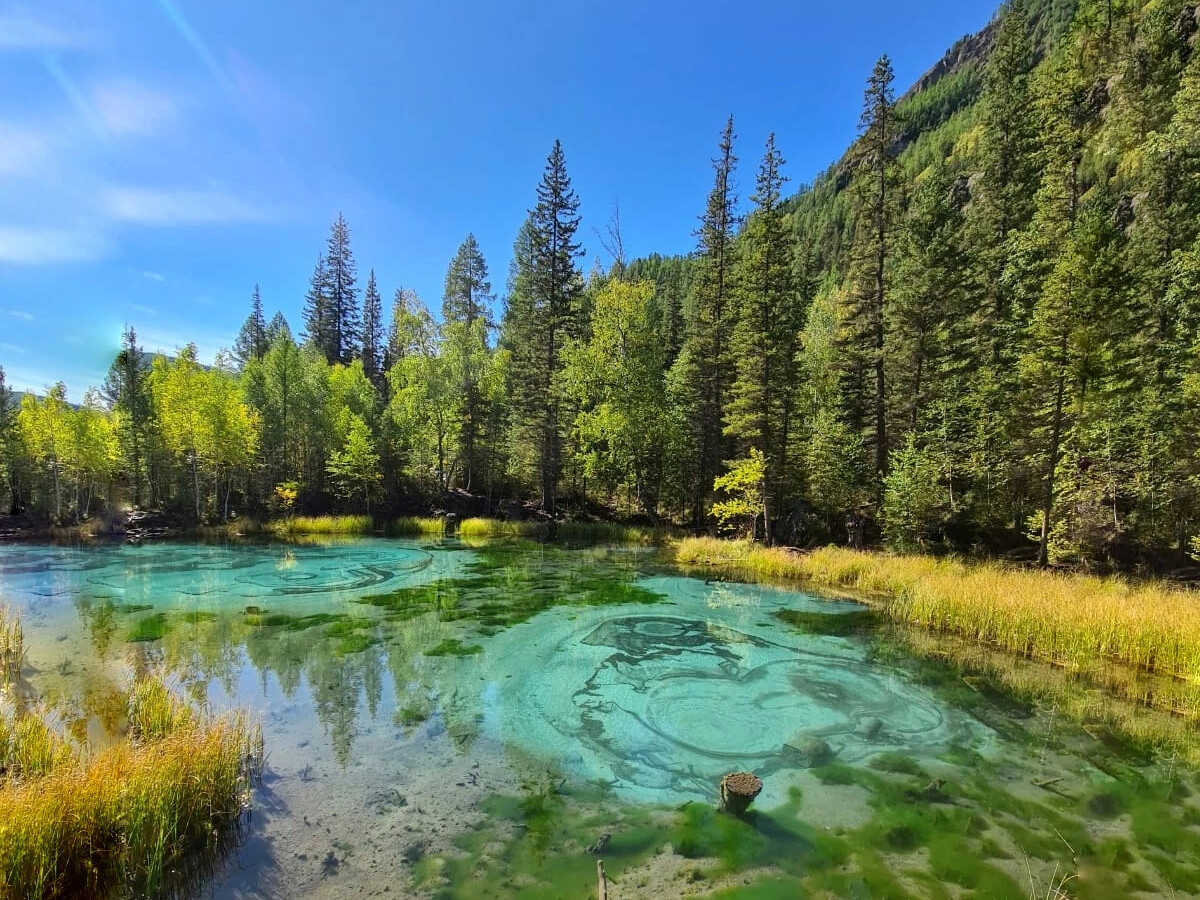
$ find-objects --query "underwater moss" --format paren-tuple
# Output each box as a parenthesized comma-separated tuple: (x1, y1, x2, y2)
(425, 638, 482, 657)
(127, 614, 167, 643)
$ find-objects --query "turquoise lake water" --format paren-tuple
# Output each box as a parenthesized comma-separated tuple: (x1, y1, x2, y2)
(2, 538, 1198, 899)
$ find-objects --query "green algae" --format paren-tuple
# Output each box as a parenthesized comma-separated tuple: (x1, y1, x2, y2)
(425, 638, 482, 657)
(775, 608, 878, 636)
(128, 614, 168, 642)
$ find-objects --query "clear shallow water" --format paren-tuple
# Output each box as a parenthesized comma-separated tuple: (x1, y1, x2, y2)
(2, 538, 1200, 899)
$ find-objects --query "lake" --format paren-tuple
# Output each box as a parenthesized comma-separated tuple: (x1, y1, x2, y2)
(1, 537, 1197, 899)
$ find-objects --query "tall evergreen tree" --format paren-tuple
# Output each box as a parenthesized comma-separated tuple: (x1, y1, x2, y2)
(443, 234, 494, 327)
(504, 141, 584, 515)
(233, 285, 269, 368)
(325, 213, 360, 365)
(102, 326, 151, 507)
(360, 269, 384, 387)
(675, 116, 740, 524)
(302, 254, 331, 357)
(443, 234, 495, 489)
(725, 132, 796, 543)
(303, 215, 360, 364)
(841, 56, 899, 488)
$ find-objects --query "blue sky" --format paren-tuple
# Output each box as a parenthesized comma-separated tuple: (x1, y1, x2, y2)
(0, 0, 997, 398)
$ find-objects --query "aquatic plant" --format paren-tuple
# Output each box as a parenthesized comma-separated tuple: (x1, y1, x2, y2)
(674, 538, 1200, 682)
(0, 666, 260, 900)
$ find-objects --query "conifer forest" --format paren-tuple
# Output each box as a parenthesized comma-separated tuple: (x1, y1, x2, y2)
(3, 0, 1200, 569)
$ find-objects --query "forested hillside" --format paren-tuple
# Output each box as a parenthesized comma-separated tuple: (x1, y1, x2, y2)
(1, 0, 1198, 566)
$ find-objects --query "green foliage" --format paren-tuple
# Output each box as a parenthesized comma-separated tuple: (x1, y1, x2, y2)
(712, 449, 767, 537)
(882, 435, 945, 551)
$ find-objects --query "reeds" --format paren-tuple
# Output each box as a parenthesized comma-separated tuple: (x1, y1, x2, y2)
(672, 538, 1200, 682)
(0, 666, 260, 900)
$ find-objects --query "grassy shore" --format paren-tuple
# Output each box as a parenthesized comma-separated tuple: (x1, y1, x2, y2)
(457, 517, 676, 544)
(672, 537, 1200, 682)
(0, 609, 261, 900)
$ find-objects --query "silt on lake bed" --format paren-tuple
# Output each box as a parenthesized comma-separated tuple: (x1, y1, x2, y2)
(2, 537, 1199, 899)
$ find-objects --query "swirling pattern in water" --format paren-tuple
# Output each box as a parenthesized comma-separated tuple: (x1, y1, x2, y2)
(0, 544, 436, 604)
(501, 613, 978, 804)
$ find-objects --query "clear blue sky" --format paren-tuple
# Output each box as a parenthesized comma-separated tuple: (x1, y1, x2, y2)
(0, 0, 997, 398)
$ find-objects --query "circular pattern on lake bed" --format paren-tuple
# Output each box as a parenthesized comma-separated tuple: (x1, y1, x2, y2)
(500, 613, 977, 804)
(3, 544, 435, 603)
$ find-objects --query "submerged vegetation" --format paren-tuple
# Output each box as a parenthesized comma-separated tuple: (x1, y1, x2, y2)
(0, 613, 261, 900)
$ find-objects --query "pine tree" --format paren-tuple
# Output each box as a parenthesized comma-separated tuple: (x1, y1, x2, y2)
(233, 285, 268, 368)
(443, 234, 495, 490)
(841, 56, 899, 489)
(443, 234, 494, 327)
(676, 116, 740, 524)
(360, 269, 384, 387)
(505, 141, 584, 515)
(302, 254, 331, 356)
(102, 326, 151, 507)
(725, 133, 795, 543)
(325, 213, 360, 365)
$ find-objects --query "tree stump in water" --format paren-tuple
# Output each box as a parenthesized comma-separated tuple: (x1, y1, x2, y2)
(719, 772, 763, 817)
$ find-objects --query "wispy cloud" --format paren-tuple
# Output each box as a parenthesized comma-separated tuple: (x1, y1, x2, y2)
(0, 342, 28, 355)
(138, 270, 167, 282)
(93, 80, 180, 138)
(0, 11, 89, 50)
(0, 226, 111, 264)
(0, 124, 50, 175)
(7, 309, 34, 320)
(127, 303, 158, 316)
(104, 185, 276, 225)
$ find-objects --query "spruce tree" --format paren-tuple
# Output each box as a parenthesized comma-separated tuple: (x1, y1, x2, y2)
(302, 254, 331, 356)
(507, 141, 584, 515)
(443, 234, 494, 327)
(725, 132, 795, 543)
(361, 269, 384, 387)
(676, 116, 740, 524)
(325, 213, 360, 365)
(443, 234, 495, 490)
(233, 285, 268, 367)
(102, 326, 151, 507)
(841, 56, 899, 490)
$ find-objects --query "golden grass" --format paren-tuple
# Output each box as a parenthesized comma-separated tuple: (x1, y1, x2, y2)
(0, 608, 21, 690)
(457, 517, 675, 544)
(266, 514, 373, 536)
(0, 667, 260, 900)
(386, 517, 448, 537)
(672, 538, 1200, 681)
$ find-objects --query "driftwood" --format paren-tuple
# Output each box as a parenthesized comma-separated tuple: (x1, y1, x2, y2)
(719, 772, 763, 817)
(597, 859, 608, 900)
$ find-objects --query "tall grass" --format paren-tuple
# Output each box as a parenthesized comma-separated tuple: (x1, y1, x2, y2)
(0, 666, 261, 900)
(457, 517, 676, 544)
(0, 607, 21, 690)
(267, 514, 373, 536)
(386, 517, 447, 537)
(672, 538, 1200, 681)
